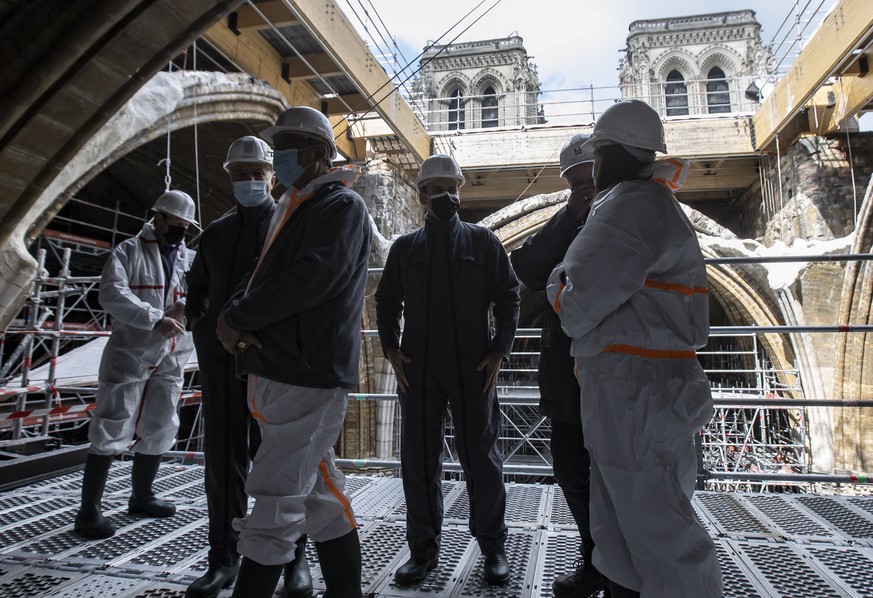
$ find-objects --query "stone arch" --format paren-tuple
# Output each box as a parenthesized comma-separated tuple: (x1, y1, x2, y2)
(655, 52, 696, 116)
(435, 75, 471, 130)
(24, 70, 287, 245)
(699, 48, 742, 113)
(481, 192, 796, 376)
(0, 69, 285, 331)
(833, 178, 873, 470)
(470, 69, 507, 128)
(472, 69, 507, 96)
(437, 74, 471, 99)
(654, 51, 697, 82)
(699, 46, 743, 78)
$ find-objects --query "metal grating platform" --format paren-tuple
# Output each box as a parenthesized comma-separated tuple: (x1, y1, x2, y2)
(1, 464, 873, 596)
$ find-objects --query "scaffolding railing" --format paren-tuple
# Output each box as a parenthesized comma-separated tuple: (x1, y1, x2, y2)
(3, 238, 873, 494)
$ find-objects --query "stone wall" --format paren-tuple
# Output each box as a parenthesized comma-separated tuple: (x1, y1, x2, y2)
(353, 158, 423, 245)
(351, 158, 421, 461)
(734, 133, 873, 245)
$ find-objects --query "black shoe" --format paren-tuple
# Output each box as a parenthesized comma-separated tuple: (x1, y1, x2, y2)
(483, 551, 510, 585)
(393, 556, 438, 586)
(553, 559, 609, 597)
(283, 539, 313, 597)
(74, 453, 116, 539)
(185, 564, 239, 598)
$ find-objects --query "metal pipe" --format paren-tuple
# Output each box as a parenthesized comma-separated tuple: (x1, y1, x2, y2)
(706, 471, 873, 484)
(43, 248, 71, 435)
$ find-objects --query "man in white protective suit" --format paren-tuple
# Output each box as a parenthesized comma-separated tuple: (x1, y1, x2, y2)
(547, 99, 723, 598)
(74, 190, 197, 539)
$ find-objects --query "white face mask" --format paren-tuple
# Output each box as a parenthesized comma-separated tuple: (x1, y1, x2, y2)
(233, 180, 271, 207)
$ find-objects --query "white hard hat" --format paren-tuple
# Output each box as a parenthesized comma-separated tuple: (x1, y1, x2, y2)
(582, 99, 667, 154)
(223, 136, 274, 171)
(152, 190, 198, 225)
(259, 106, 337, 160)
(559, 134, 594, 178)
(415, 154, 466, 191)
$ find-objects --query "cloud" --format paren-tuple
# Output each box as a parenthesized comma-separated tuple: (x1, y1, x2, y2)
(343, 0, 821, 97)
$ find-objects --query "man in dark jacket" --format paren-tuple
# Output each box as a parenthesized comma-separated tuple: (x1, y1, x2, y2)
(184, 136, 311, 598)
(511, 134, 607, 598)
(216, 106, 371, 598)
(375, 154, 520, 588)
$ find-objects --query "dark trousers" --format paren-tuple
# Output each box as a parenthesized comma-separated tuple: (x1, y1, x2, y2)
(551, 420, 594, 562)
(197, 336, 261, 568)
(399, 374, 507, 561)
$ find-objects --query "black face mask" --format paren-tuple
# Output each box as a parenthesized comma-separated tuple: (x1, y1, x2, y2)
(163, 224, 186, 245)
(429, 192, 460, 221)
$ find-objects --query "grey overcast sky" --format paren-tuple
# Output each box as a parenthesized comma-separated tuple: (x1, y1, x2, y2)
(340, 0, 840, 122)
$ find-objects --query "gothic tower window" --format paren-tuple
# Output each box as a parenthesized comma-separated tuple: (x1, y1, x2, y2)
(448, 89, 465, 130)
(665, 69, 689, 116)
(706, 67, 731, 113)
(482, 86, 498, 128)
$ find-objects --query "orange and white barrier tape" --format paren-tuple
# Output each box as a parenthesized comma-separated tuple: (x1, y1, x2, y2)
(0, 402, 96, 421)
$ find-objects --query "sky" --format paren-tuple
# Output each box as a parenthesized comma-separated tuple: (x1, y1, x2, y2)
(339, 0, 848, 124)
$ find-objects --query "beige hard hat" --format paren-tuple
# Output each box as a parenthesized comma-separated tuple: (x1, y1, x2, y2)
(152, 190, 198, 226)
(260, 106, 337, 160)
(559, 134, 595, 178)
(415, 154, 466, 191)
(224, 136, 274, 171)
(581, 99, 667, 154)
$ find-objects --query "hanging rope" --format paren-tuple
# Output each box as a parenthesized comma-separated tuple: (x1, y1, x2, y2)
(846, 127, 858, 230)
(192, 41, 203, 225)
(160, 58, 174, 192)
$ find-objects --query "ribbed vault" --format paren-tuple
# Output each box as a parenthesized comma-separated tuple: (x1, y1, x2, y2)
(0, 69, 284, 329)
(833, 179, 873, 471)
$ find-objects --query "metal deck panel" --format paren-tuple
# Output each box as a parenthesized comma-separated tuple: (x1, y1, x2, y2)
(1, 466, 873, 596)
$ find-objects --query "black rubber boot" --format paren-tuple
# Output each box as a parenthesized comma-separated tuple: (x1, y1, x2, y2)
(128, 453, 175, 517)
(315, 529, 363, 598)
(74, 453, 116, 539)
(231, 557, 284, 598)
(609, 579, 641, 597)
(283, 534, 313, 597)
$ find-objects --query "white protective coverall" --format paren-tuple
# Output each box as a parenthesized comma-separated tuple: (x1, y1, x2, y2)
(547, 168, 723, 597)
(89, 220, 195, 456)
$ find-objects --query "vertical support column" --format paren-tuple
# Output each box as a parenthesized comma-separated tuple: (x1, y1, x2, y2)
(43, 248, 71, 435)
(16, 249, 47, 439)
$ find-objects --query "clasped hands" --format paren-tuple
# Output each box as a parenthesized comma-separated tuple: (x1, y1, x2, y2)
(386, 348, 504, 396)
(216, 312, 262, 354)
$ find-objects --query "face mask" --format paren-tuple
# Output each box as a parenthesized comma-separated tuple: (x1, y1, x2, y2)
(163, 224, 186, 245)
(233, 180, 271, 207)
(428, 191, 460, 221)
(273, 149, 306, 187)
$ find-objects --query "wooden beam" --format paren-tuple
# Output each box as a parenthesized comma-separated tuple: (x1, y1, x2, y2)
(233, 1, 300, 30)
(328, 115, 361, 161)
(323, 93, 371, 115)
(203, 19, 320, 108)
(752, 0, 873, 150)
(806, 63, 873, 134)
(204, 20, 364, 164)
(284, 0, 430, 163)
(284, 53, 342, 80)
